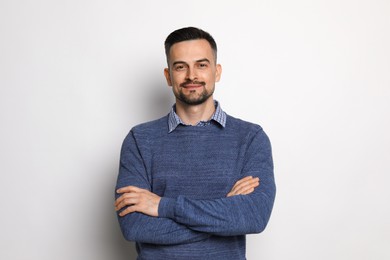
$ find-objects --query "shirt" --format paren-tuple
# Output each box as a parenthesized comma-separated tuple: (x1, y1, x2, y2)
(168, 100, 226, 133)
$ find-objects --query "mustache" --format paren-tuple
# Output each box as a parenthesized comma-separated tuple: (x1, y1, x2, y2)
(180, 80, 206, 87)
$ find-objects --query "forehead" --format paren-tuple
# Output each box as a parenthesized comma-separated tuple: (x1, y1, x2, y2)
(169, 39, 215, 63)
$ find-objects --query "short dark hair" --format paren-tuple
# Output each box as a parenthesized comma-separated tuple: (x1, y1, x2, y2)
(164, 27, 218, 65)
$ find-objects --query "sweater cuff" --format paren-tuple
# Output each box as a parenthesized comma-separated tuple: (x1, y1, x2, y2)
(158, 197, 176, 219)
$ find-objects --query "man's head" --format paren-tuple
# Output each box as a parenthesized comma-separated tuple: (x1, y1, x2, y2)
(165, 27, 218, 66)
(164, 27, 222, 106)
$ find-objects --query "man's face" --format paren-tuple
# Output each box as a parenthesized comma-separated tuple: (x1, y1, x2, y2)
(164, 39, 222, 106)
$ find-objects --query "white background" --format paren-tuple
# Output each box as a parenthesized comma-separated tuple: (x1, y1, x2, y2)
(1, 0, 389, 259)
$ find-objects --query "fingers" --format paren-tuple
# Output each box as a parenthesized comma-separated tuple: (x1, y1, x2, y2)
(114, 186, 161, 217)
(115, 186, 145, 212)
(116, 186, 143, 194)
(236, 181, 259, 195)
(227, 176, 260, 197)
(115, 192, 139, 212)
(115, 186, 147, 210)
(118, 204, 139, 216)
(230, 176, 253, 190)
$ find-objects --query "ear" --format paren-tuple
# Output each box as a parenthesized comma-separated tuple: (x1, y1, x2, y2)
(215, 64, 222, 83)
(164, 68, 172, 86)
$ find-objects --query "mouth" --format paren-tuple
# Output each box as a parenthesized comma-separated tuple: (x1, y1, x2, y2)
(181, 81, 205, 90)
(183, 84, 202, 90)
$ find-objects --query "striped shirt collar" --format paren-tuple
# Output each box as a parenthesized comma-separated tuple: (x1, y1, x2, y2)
(168, 100, 226, 133)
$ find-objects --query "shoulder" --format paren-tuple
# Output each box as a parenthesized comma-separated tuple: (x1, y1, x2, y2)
(123, 115, 169, 144)
(226, 114, 272, 154)
(131, 115, 168, 135)
(225, 114, 271, 144)
(226, 114, 263, 134)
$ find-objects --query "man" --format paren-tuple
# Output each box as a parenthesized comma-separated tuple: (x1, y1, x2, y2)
(115, 27, 276, 260)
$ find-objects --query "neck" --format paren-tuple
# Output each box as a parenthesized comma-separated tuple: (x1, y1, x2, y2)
(175, 98, 215, 125)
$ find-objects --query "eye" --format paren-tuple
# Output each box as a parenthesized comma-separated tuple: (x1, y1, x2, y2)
(174, 64, 186, 71)
(198, 63, 208, 68)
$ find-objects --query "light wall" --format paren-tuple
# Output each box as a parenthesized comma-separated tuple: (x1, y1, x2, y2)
(1, 1, 389, 259)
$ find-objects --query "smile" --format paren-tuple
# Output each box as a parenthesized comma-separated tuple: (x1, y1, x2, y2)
(180, 81, 206, 90)
(182, 84, 203, 89)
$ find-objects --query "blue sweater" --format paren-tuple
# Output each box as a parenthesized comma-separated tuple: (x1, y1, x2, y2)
(116, 114, 276, 260)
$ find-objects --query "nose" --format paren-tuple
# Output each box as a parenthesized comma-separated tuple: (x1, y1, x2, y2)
(185, 67, 197, 81)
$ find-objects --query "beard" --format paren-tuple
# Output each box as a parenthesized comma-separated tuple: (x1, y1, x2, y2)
(176, 88, 213, 105)
(174, 81, 214, 105)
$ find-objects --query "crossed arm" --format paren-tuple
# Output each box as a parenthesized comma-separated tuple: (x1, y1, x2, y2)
(115, 129, 275, 243)
(115, 176, 260, 217)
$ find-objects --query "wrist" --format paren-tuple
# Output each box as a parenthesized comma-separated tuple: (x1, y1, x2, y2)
(158, 197, 176, 218)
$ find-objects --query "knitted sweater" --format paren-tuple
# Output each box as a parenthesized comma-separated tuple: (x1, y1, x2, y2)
(115, 114, 276, 260)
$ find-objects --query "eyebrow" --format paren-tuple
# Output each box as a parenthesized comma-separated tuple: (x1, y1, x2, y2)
(196, 58, 211, 64)
(172, 58, 211, 67)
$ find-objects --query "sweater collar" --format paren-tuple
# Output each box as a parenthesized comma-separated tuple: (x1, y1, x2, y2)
(168, 100, 226, 133)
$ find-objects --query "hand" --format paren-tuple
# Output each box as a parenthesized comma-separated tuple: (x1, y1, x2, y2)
(227, 176, 260, 197)
(115, 186, 161, 217)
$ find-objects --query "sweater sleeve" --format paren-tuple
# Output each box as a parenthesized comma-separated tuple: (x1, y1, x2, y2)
(158, 129, 276, 236)
(115, 131, 210, 245)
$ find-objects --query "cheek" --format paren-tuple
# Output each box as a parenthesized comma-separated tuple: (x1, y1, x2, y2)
(171, 73, 185, 84)
(205, 72, 217, 83)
